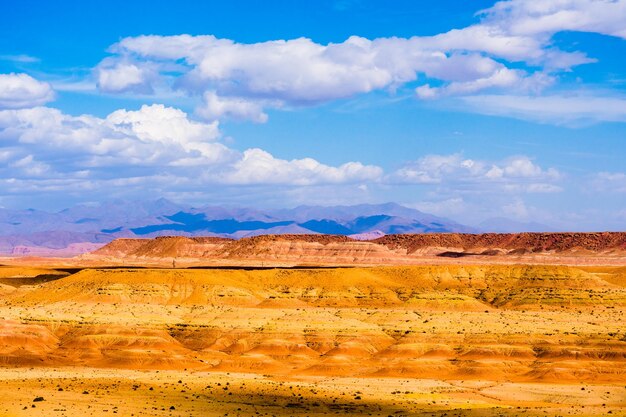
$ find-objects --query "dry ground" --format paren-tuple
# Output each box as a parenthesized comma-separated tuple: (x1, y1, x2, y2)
(1, 368, 625, 417)
(0, 264, 625, 416)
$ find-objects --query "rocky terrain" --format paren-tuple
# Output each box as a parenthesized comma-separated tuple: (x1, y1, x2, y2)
(375, 231, 626, 255)
(1, 232, 625, 416)
(0, 263, 625, 415)
(79, 232, 626, 267)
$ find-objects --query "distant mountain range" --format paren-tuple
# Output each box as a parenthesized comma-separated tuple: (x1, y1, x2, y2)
(0, 199, 555, 256)
(0, 199, 479, 255)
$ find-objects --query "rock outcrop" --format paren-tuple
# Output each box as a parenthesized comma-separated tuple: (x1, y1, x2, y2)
(85, 232, 626, 266)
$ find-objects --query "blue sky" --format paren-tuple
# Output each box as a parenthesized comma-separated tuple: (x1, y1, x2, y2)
(0, 0, 625, 230)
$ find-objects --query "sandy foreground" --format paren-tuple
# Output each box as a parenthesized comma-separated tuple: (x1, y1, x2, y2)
(1, 264, 626, 416)
(1, 368, 625, 417)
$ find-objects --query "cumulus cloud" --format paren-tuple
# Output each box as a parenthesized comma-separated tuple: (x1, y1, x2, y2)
(501, 156, 560, 179)
(96, 61, 155, 94)
(0, 104, 231, 167)
(392, 154, 481, 184)
(106, 104, 226, 163)
(93, 35, 552, 120)
(218, 148, 382, 185)
(113, 35, 418, 103)
(0, 104, 382, 196)
(390, 153, 561, 192)
(0, 73, 55, 109)
(87, 0, 626, 125)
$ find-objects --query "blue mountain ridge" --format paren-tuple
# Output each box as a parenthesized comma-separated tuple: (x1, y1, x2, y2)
(0, 199, 484, 253)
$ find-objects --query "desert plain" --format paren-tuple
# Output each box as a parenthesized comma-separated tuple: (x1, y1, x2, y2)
(1, 233, 626, 416)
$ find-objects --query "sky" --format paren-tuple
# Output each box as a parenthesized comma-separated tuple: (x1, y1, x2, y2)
(0, 0, 625, 230)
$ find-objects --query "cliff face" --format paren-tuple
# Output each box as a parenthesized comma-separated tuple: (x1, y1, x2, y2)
(86, 232, 626, 265)
(374, 232, 626, 254)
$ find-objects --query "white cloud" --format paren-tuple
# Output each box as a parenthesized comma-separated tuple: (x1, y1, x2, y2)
(0, 73, 55, 109)
(390, 153, 561, 193)
(106, 104, 226, 163)
(459, 93, 626, 125)
(98, 34, 554, 116)
(50, 1, 615, 127)
(502, 156, 560, 179)
(152, 35, 414, 102)
(416, 67, 554, 99)
(90, 0, 626, 120)
(96, 61, 154, 94)
(0, 104, 382, 193)
(448, 69, 553, 96)
(415, 84, 439, 99)
(217, 148, 382, 185)
(423, 25, 546, 63)
(424, 2, 607, 69)
(0, 105, 228, 173)
(392, 154, 481, 184)
(481, 0, 626, 40)
(196, 91, 268, 123)
(0, 104, 232, 167)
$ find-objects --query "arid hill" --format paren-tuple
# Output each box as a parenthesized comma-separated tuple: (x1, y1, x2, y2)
(0, 263, 626, 417)
(1, 261, 626, 415)
(85, 232, 626, 266)
(2, 265, 626, 378)
(374, 232, 626, 253)
(3, 233, 626, 416)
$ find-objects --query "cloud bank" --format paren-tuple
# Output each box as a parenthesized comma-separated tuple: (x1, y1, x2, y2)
(390, 154, 562, 193)
(0, 103, 382, 195)
(92, 0, 626, 124)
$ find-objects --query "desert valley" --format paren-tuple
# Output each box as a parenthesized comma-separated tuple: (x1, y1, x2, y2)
(3, 0, 626, 415)
(0, 232, 625, 416)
